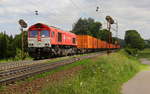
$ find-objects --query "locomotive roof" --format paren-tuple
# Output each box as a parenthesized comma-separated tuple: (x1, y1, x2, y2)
(28, 23, 75, 35)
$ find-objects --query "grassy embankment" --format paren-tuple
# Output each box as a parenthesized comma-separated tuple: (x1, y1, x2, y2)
(41, 50, 146, 94)
(0, 57, 32, 63)
(15, 53, 101, 82)
(0, 52, 96, 63)
(138, 49, 150, 60)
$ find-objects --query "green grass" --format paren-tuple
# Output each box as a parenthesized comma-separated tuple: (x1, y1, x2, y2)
(0, 57, 33, 63)
(41, 50, 145, 94)
(138, 49, 150, 60)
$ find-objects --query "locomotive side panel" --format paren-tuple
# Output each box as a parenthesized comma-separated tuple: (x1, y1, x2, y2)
(50, 27, 77, 47)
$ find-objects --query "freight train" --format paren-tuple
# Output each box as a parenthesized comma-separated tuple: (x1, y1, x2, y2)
(28, 23, 120, 59)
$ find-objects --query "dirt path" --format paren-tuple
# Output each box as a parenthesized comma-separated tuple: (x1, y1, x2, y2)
(122, 58, 150, 94)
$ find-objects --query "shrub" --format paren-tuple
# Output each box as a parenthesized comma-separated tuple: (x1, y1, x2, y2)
(124, 47, 138, 56)
(14, 48, 30, 60)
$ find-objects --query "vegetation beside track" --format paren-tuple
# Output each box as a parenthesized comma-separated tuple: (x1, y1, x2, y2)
(137, 49, 150, 60)
(41, 50, 145, 94)
(15, 52, 103, 83)
(0, 50, 147, 94)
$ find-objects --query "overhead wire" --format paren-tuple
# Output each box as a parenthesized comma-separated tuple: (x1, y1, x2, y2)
(26, 0, 58, 23)
(27, 0, 74, 25)
(25, 0, 109, 31)
(27, 0, 80, 29)
(95, 0, 119, 39)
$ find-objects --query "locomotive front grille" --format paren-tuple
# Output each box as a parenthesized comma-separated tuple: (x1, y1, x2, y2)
(28, 38, 51, 48)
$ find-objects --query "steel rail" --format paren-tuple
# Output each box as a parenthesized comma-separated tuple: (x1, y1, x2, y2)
(0, 52, 106, 85)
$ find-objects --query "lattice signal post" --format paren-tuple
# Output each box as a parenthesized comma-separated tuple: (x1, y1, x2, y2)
(18, 19, 28, 60)
(105, 16, 114, 55)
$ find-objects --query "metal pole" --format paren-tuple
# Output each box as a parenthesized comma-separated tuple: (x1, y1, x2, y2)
(106, 21, 111, 55)
(108, 22, 111, 55)
(21, 28, 24, 60)
(115, 21, 118, 48)
(18, 19, 27, 60)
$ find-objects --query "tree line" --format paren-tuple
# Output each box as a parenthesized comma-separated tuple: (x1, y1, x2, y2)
(0, 31, 28, 59)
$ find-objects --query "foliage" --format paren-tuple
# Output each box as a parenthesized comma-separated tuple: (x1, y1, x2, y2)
(0, 31, 28, 60)
(72, 17, 102, 38)
(14, 48, 29, 60)
(137, 49, 150, 60)
(144, 40, 150, 48)
(125, 30, 145, 50)
(72, 17, 116, 43)
(0, 32, 7, 58)
(99, 29, 112, 43)
(124, 47, 138, 56)
(42, 51, 142, 94)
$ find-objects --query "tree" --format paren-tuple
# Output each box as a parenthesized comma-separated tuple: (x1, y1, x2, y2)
(89, 21, 102, 38)
(72, 17, 102, 38)
(0, 32, 8, 58)
(0, 31, 28, 59)
(72, 18, 91, 35)
(98, 29, 112, 43)
(144, 39, 150, 48)
(125, 30, 145, 50)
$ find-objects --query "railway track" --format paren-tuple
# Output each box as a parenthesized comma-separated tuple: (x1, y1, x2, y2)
(0, 59, 48, 71)
(0, 52, 106, 85)
(0, 58, 66, 71)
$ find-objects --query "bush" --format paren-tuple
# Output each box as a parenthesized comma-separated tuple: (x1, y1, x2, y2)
(124, 47, 139, 56)
(14, 48, 30, 60)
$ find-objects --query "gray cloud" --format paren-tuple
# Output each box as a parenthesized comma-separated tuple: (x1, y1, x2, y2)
(0, 0, 150, 39)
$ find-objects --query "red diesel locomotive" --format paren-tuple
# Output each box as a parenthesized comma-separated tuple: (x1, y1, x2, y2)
(28, 23, 77, 58)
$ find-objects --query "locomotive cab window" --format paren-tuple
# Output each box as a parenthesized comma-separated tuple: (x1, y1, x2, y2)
(58, 32, 62, 42)
(30, 30, 38, 37)
(40, 30, 49, 37)
(72, 38, 76, 44)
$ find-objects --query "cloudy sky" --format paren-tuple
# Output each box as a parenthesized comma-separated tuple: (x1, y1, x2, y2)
(0, 0, 150, 39)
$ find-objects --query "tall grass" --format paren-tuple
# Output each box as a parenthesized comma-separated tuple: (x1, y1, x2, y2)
(138, 49, 150, 59)
(42, 51, 143, 94)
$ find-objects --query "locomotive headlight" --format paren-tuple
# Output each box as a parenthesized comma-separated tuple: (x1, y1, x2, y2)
(45, 43, 49, 47)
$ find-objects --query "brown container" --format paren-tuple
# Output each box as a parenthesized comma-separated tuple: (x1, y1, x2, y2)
(77, 35, 93, 48)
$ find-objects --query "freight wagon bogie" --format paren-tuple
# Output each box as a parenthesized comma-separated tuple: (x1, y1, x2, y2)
(51, 45, 77, 56)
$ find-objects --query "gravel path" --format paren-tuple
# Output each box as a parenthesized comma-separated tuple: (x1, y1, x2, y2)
(122, 58, 150, 94)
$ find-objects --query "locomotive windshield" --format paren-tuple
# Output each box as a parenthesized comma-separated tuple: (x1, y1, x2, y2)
(30, 30, 38, 37)
(40, 30, 50, 37)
